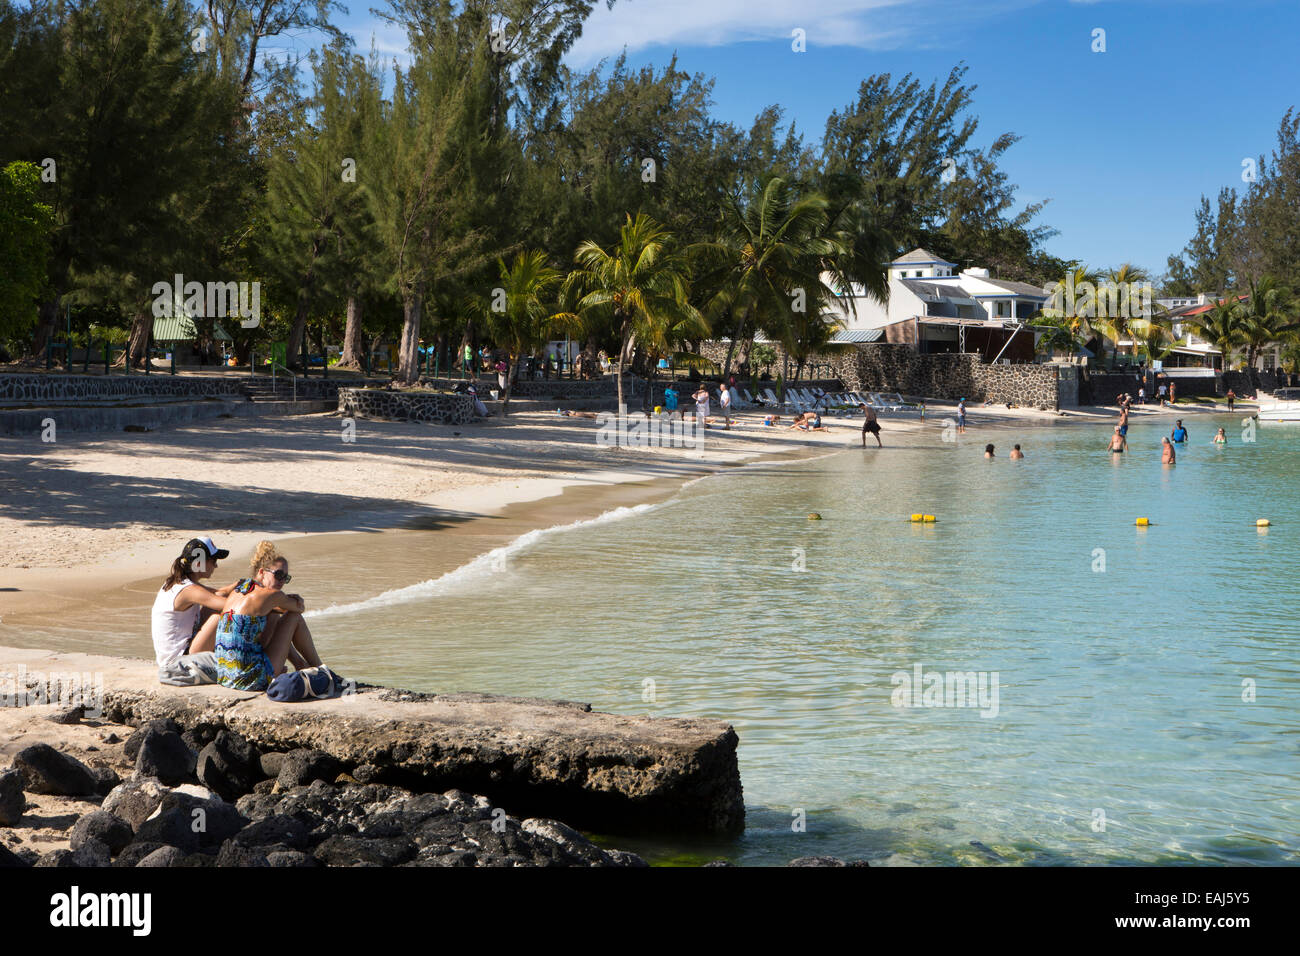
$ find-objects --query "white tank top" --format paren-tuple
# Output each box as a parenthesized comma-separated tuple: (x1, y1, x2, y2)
(151, 578, 199, 667)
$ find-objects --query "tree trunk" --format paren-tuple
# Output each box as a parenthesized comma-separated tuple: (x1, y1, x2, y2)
(502, 354, 514, 417)
(30, 300, 60, 362)
(287, 291, 312, 371)
(722, 308, 751, 381)
(397, 283, 424, 384)
(126, 310, 152, 369)
(339, 295, 364, 369)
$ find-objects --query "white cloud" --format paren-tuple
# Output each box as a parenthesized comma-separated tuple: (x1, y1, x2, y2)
(564, 0, 1031, 65)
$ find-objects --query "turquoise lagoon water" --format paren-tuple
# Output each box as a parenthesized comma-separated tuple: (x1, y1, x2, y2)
(15, 413, 1299, 864)
(310, 413, 1300, 865)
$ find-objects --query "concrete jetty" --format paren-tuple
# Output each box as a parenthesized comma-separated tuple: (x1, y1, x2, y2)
(0, 646, 745, 835)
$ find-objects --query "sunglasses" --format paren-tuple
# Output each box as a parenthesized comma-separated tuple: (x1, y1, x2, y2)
(264, 569, 291, 583)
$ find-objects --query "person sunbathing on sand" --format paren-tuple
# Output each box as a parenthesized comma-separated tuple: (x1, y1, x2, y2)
(558, 409, 599, 419)
(212, 542, 324, 690)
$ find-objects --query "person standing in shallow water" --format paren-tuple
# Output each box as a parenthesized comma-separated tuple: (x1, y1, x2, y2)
(861, 403, 881, 447)
(983, 444, 995, 458)
(1010, 444, 1025, 459)
(1106, 427, 1127, 454)
(1162, 436, 1176, 464)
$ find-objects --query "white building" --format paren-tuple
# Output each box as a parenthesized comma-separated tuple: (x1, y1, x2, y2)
(824, 248, 1049, 361)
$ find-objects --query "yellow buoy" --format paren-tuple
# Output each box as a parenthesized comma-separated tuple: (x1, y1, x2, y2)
(910, 513, 923, 523)
(1135, 517, 1150, 526)
(923, 515, 937, 523)
(1257, 518, 1271, 527)
(808, 512, 822, 520)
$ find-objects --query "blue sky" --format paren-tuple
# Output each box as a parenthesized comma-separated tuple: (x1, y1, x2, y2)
(310, 0, 1297, 278)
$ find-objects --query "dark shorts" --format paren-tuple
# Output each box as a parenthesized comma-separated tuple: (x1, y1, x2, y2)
(863, 421, 881, 434)
(1119, 425, 1128, 436)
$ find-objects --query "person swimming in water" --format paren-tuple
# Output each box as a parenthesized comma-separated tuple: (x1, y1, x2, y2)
(1161, 436, 1176, 464)
(1106, 427, 1127, 454)
(983, 443, 995, 458)
(1010, 444, 1025, 459)
(1213, 427, 1227, 444)
(1171, 419, 1189, 443)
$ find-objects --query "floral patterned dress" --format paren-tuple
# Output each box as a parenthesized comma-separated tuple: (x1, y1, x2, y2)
(214, 579, 273, 690)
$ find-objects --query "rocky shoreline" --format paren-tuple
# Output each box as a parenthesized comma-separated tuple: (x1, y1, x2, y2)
(1, 718, 649, 868)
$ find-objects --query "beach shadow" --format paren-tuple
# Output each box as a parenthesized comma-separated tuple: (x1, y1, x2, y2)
(0, 455, 481, 535)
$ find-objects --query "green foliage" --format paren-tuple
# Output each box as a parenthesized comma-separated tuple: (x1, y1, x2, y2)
(0, 161, 52, 338)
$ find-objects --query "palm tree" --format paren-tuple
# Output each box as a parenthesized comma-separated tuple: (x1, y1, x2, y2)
(699, 177, 839, 383)
(1131, 318, 1175, 367)
(1236, 277, 1299, 380)
(1102, 263, 1154, 364)
(562, 214, 705, 413)
(1041, 265, 1103, 356)
(1187, 300, 1246, 372)
(477, 251, 580, 417)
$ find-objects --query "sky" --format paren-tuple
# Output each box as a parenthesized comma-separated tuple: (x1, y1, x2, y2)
(308, 0, 1299, 277)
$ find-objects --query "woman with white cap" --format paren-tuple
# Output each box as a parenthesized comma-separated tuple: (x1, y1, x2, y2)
(150, 536, 237, 673)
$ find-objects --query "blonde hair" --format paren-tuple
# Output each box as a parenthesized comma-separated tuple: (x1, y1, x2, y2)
(250, 541, 285, 574)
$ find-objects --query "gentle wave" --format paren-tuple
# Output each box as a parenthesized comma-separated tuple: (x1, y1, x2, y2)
(305, 503, 660, 619)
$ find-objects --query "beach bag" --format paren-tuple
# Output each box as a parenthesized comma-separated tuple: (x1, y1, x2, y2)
(158, 652, 219, 687)
(266, 665, 349, 703)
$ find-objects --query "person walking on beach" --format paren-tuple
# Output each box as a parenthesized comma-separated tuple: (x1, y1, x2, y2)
(1157, 381, 1168, 406)
(1162, 436, 1176, 464)
(1106, 427, 1128, 454)
(861, 403, 882, 448)
(1010, 444, 1025, 459)
(1171, 420, 1189, 443)
(663, 384, 679, 418)
(718, 381, 733, 429)
(1226, 388, 1236, 412)
(1169, 381, 1177, 405)
(957, 398, 967, 434)
(692, 384, 711, 426)
(1138, 386, 1146, 405)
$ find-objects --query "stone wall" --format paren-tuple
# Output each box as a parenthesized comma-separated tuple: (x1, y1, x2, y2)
(697, 341, 1064, 409)
(1222, 370, 1297, 396)
(337, 387, 475, 425)
(0, 373, 244, 404)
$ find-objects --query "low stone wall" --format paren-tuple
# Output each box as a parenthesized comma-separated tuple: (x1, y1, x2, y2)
(0, 398, 335, 436)
(698, 341, 1063, 409)
(337, 387, 474, 425)
(0, 373, 244, 405)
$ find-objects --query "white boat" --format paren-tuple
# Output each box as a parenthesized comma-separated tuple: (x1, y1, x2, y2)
(1257, 387, 1300, 423)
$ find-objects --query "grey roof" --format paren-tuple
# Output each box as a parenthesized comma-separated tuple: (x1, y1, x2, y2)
(979, 277, 1050, 298)
(892, 247, 955, 265)
(829, 328, 884, 343)
(900, 279, 980, 306)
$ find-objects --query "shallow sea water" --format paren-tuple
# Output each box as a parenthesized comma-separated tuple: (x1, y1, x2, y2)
(15, 412, 1300, 865)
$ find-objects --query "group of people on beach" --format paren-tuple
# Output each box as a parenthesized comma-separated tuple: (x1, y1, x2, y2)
(151, 537, 325, 691)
